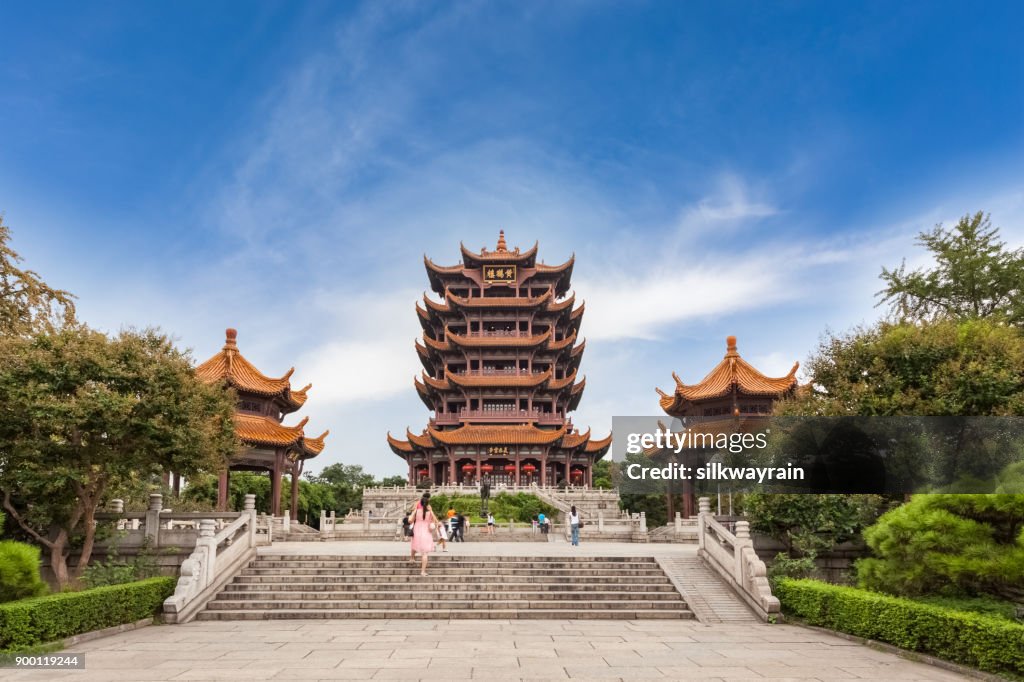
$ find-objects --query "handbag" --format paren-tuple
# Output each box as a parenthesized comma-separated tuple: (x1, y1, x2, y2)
(578, 520, 585, 529)
(429, 521, 436, 531)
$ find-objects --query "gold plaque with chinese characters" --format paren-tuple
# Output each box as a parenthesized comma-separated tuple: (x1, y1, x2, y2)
(483, 265, 516, 284)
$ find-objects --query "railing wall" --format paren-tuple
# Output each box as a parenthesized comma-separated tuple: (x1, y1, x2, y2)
(696, 496, 780, 621)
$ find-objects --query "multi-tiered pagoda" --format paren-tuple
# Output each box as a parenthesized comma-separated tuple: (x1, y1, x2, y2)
(196, 329, 328, 518)
(655, 335, 799, 516)
(657, 336, 800, 419)
(388, 232, 610, 487)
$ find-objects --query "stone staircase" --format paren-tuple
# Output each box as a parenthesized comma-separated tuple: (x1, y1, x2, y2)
(197, 554, 694, 620)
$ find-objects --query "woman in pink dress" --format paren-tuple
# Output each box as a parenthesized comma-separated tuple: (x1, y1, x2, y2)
(408, 492, 438, 576)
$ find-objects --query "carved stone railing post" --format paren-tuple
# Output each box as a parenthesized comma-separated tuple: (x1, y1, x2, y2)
(674, 512, 682, 533)
(598, 512, 604, 531)
(109, 499, 125, 530)
(198, 519, 217, 585)
(734, 519, 751, 584)
(697, 496, 711, 552)
(145, 493, 163, 547)
(243, 494, 256, 548)
(363, 509, 370, 531)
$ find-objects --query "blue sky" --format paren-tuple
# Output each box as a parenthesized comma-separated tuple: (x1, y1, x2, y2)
(2, 2, 1023, 476)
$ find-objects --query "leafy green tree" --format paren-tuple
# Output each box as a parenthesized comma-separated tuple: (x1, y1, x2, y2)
(306, 463, 375, 512)
(856, 494, 1024, 601)
(878, 211, 1024, 324)
(0, 216, 76, 335)
(780, 318, 1024, 418)
(0, 327, 237, 587)
(592, 457, 613, 489)
(379, 475, 408, 487)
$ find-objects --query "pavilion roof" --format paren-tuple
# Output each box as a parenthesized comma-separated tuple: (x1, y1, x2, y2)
(548, 369, 578, 391)
(234, 414, 327, 458)
(535, 254, 575, 274)
(460, 230, 539, 265)
(560, 427, 591, 449)
(546, 293, 575, 313)
(657, 336, 799, 413)
(196, 329, 309, 409)
(548, 331, 578, 351)
(584, 432, 613, 454)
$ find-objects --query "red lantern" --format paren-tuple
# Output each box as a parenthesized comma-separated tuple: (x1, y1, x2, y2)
(480, 464, 494, 473)
(504, 464, 516, 472)
(417, 468, 429, 475)
(462, 464, 476, 471)
(522, 464, 536, 472)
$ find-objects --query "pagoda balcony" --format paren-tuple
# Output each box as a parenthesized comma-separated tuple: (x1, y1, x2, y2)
(466, 330, 528, 338)
(429, 408, 568, 425)
(455, 368, 546, 377)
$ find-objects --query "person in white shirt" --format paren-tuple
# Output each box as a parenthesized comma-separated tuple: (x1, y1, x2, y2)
(569, 505, 581, 546)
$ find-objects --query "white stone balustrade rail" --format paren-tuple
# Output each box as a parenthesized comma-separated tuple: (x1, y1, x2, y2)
(696, 496, 779, 621)
(162, 494, 270, 624)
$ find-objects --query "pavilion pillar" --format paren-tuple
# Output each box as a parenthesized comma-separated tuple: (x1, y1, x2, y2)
(217, 470, 230, 511)
(564, 457, 570, 485)
(587, 464, 593, 488)
(448, 452, 456, 484)
(290, 459, 302, 521)
(407, 459, 413, 485)
(475, 454, 481, 486)
(540, 453, 547, 486)
(270, 452, 283, 517)
(515, 451, 521, 487)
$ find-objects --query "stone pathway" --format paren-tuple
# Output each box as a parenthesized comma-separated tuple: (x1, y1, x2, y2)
(657, 557, 760, 624)
(0, 620, 971, 681)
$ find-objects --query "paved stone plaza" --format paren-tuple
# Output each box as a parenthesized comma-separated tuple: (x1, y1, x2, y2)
(0, 619, 970, 681)
(0, 543, 976, 681)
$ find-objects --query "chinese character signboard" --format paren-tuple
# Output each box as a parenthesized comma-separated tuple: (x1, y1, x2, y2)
(483, 265, 516, 284)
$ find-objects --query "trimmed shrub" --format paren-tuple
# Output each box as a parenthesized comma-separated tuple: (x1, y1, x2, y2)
(776, 578, 1024, 677)
(0, 541, 48, 603)
(857, 494, 1024, 601)
(0, 576, 175, 651)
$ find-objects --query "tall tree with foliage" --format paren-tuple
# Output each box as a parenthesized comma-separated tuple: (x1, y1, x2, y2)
(0, 217, 76, 335)
(780, 318, 1024, 418)
(0, 327, 238, 586)
(878, 211, 1024, 324)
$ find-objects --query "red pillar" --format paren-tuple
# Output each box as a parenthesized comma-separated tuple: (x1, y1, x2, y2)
(540, 454, 547, 486)
(217, 470, 229, 511)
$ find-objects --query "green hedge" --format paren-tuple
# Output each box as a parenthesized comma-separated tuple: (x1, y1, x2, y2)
(776, 578, 1024, 677)
(0, 577, 175, 651)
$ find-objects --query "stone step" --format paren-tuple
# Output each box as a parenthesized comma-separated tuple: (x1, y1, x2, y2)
(241, 561, 671, 573)
(222, 582, 679, 594)
(251, 559, 662, 569)
(196, 608, 693, 621)
(255, 555, 660, 563)
(231, 575, 673, 587)
(207, 598, 684, 610)
(213, 590, 683, 602)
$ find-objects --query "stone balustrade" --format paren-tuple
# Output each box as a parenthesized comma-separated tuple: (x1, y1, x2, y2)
(163, 494, 272, 624)
(696, 496, 780, 621)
